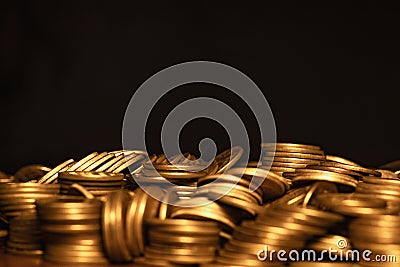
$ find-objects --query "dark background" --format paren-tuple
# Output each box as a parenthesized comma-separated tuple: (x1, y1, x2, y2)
(1, 1, 399, 173)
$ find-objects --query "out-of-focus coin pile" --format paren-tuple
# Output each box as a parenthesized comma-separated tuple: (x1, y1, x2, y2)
(0, 143, 398, 266)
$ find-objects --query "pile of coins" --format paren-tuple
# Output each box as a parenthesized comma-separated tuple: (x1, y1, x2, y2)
(36, 196, 108, 264)
(0, 143, 399, 266)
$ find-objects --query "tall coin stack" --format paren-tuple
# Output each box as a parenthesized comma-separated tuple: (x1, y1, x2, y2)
(36, 196, 108, 264)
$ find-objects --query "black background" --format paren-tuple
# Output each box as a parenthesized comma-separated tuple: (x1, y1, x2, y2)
(1, 1, 399, 173)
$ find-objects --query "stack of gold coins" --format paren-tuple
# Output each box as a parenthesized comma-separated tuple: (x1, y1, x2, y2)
(315, 193, 399, 216)
(356, 176, 400, 207)
(102, 187, 163, 262)
(349, 215, 400, 266)
(6, 213, 43, 256)
(36, 196, 108, 264)
(140, 219, 220, 265)
(261, 143, 325, 175)
(214, 205, 343, 266)
(58, 171, 125, 199)
(0, 183, 59, 218)
(0, 183, 59, 256)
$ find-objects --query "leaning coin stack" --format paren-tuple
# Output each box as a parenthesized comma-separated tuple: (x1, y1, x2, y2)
(139, 219, 221, 266)
(6, 213, 43, 256)
(261, 143, 326, 175)
(36, 150, 146, 184)
(58, 171, 125, 199)
(36, 196, 108, 264)
(349, 215, 400, 266)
